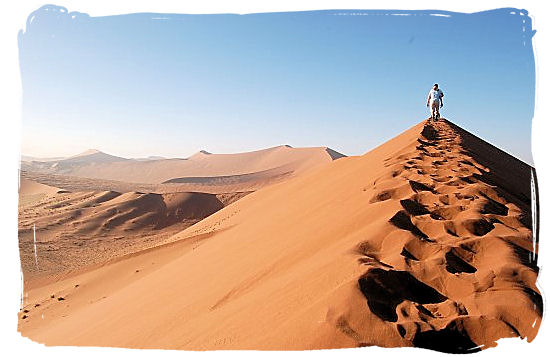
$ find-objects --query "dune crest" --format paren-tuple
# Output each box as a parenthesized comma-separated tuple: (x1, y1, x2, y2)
(18, 185, 241, 282)
(18, 178, 63, 207)
(19, 178, 60, 197)
(22, 145, 344, 185)
(18, 119, 540, 352)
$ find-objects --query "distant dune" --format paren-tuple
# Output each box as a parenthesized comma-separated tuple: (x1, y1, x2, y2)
(18, 120, 540, 352)
(18, 145, 343, 280)
(18, 178, 62, 207)
(22, 145, 345, 185)
(21, 155, 65, 163)
(19, 178, 60, 196)
(18, 183, 246, 281)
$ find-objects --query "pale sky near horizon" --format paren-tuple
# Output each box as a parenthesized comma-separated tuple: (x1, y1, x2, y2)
(19, 5, 535, 163)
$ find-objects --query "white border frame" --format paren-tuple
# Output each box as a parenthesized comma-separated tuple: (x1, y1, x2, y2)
(1, 1, 548, 356)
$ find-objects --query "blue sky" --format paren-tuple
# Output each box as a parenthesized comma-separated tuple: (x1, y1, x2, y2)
(18, 5, 535, 163)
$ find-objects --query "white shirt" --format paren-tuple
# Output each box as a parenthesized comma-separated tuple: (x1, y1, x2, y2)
(428, 88, 443, 103)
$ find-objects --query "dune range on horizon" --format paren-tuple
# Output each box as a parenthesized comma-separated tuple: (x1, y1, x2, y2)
(18, 119, 541, 352)
(19, 145, 343, 282)
(21, 145, 345, 185)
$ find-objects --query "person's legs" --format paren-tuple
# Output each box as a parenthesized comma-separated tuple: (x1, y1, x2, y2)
(430, 100, 439, 120)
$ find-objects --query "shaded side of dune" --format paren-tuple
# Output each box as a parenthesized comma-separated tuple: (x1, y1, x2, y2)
(350, 119, 541, 353)
(445, 121, 534, 225)
(18, 119, 541, 352)
(162, 169, 292, 185)
(18, 189, 228, 281)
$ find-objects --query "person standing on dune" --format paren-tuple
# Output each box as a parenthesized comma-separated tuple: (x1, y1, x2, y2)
(427, 83, 444, 120)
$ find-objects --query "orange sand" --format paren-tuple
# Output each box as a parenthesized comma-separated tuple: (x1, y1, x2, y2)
(22, 145, 344, 184)
(18, 119, 540, 352)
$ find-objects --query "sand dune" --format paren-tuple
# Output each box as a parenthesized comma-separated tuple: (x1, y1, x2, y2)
(19, 178, 60, 197)
(21, 169, 285, 196)
(18, 119, 540, 352)
(22, 145, 345, 185)
(18, 145, 340, 280)
(18, 178, 63, 207)
(21, 155, 65, 163)
(18, 183, 243, 283)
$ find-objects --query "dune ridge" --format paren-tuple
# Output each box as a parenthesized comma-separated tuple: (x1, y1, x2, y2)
(22, 145, 344, 185)
(18, 178, 63, 207)
(18, 145, 344, 280)
(18, 119, 540, 352)
(18, 187, 237, 282)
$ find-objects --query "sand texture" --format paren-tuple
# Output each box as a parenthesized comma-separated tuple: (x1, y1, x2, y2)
(18, 119, 541, 352)
(19, 145, 342, 282)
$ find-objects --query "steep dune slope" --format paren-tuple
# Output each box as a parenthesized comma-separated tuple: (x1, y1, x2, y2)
(19, 178, 60, 197)
(18, 178, 65, 207)
(19, 119, 540, 352)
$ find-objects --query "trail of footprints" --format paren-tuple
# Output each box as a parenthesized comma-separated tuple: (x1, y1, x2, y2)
(353, 119, 539, 352)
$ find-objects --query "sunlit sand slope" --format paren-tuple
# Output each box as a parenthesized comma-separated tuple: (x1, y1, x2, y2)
(19, 119, 540, 352)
